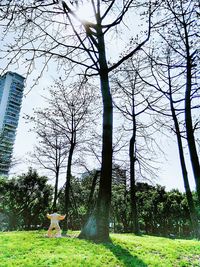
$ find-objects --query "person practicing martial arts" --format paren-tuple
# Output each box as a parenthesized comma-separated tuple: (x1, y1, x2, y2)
(46, 210, 66, 237)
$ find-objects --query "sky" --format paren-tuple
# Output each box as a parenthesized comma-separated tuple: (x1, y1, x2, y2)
(8, 68, 196, 193)
(0, 1, 197, 192)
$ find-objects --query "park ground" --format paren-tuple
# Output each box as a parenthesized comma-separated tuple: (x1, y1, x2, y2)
(0, 231, 200, 267)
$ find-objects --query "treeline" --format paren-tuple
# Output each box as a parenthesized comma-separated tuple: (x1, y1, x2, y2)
(0, 168, 198, 238)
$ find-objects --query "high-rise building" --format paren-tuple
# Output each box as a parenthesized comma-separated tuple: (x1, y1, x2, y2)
(0, 71, 25, 176)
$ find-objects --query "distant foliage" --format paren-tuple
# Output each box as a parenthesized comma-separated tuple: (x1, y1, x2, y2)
(58, 170, 196, 238)
(0, 168, 197, 238)
(111, 181, 194, 238)
(0, 168, 53, 231)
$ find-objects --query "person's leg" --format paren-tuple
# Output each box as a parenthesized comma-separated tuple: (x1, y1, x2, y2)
(55, 225, 61, 237)
(47, 225, 53, 237)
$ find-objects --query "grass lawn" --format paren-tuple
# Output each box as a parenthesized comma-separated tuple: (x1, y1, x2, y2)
(0, 231, 199, 267)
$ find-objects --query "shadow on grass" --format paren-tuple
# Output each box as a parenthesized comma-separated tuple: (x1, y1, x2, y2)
(104, 242, 147, 267)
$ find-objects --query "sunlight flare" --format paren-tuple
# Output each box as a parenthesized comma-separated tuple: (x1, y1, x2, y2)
(75, 2, 95, 23)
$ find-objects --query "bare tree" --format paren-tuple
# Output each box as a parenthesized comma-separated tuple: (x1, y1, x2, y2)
(30, 78, 94, 230)
(0, 0, 159, 241)
(137, 42, 200, 237)
(157, 0, 200, 204)
(111, 55, 160, 234)
(27, 114, 68, 210)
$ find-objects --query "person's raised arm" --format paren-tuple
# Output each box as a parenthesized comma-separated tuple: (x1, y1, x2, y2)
(58, 214, 66, 220)
(47, 213, 51, 220)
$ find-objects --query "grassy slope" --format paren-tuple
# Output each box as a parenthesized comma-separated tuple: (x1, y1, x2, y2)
(0, 231, 199, 267)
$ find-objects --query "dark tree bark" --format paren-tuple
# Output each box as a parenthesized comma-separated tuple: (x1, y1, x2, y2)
(129, 135, 139, 234)
(129, 71, 140, 234)
(184, 38, 200, 204)
(169, 82, 200, 237)
(85, 170, 100, 221)
(63, 138, 75, 231)
(52, 140, 62, 210)
(79, 24, 113, 241)
(52, 170, 59, 210)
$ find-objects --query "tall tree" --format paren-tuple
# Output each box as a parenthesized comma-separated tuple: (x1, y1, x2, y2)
(134, 0, 200, 235)
(138, 44, 200, 236)
(27, 115, 68, 210)
(112, 56, 160, 234)
(31, 78, 94, 230)
(164, 48, 200, 237)
(0, 0, 158, 241)
(158, 0, 200, 203)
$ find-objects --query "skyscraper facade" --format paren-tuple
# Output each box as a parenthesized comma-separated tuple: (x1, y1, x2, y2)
(0, 71, 25, 175)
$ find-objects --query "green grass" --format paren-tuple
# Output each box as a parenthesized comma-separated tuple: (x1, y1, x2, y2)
(0, 231, 199, 267)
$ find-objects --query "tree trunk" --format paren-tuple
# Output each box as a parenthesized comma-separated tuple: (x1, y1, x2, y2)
(129, 136, 139, 234)
(184, 26, 200, 204)
(52, 169, 59, 210)
(129, 73, 139, 234)
(79, 25, 113, 242)
(169, 67, 200, 238)
(185, 65, 200, 204)
(85, 170, 99, 221)
(63, 142, 75, 232)
(173, 113, 200, 237)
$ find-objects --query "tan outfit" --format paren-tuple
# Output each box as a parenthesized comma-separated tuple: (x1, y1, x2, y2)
(47, 213, 65, 237)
